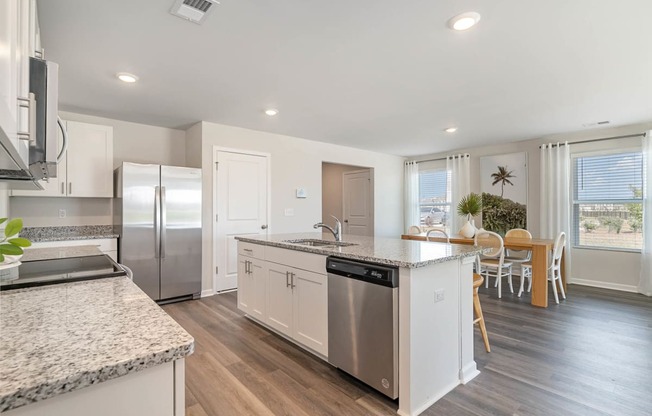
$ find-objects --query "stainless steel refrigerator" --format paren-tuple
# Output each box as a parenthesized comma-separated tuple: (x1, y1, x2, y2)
(114, 162, 202, 302)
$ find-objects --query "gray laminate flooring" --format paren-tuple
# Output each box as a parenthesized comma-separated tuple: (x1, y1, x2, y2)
(163, 283, 652, 416)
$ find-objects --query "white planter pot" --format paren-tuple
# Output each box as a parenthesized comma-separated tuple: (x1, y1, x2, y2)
(459, 220, 476, 238)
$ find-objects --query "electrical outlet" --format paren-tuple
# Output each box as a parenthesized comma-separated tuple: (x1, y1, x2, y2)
(284, 208, 294, 217)
(59, 209, 66, 218)
(434, 289, 445, 303)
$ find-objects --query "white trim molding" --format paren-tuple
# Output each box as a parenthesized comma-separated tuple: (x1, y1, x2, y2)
(569, 280, 638, 293)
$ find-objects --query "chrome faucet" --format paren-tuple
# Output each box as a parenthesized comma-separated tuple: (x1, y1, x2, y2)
(314, 215, 343, 242)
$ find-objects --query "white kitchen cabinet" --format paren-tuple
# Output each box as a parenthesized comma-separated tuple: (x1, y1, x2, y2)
(0, 0, 31, 168)
(237, 241, 328, 357)
(27, 238, 118, 262)
(12, 120, 114, 198)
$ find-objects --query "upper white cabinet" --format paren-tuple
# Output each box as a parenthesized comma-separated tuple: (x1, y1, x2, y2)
(12, 120, 114, 198)
(0, 0, 34, 167)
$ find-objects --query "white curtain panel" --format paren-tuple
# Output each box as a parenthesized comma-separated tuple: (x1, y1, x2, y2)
(404, 161, 419, 232)
(639, 132, 652, 296)
(540, 142, 571, 278)
(447, 154, 471, 234)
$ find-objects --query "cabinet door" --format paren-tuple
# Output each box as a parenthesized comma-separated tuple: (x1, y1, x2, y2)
(0, 0, 20, 155)
(249, 259, 266, 321)
(292, 268, 328, 356)
(66, 121, 113, 198)
(266, 263, 293, 337)
(237, 256, 251, 314)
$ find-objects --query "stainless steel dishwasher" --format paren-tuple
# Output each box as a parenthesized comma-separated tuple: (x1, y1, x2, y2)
(327, 256, 399, 399)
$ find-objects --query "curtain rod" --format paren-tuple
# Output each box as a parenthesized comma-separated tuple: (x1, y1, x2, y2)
(411, 153, 470, 164)
(539, 132, 646, 149)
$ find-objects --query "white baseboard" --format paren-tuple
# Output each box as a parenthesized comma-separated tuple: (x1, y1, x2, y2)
(200, 289, 215, 298)
(460, 362, 480, 384)
(569, 279, 638, 293)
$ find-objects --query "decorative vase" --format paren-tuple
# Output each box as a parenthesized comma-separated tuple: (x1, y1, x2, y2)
(459, 216, 476, 238)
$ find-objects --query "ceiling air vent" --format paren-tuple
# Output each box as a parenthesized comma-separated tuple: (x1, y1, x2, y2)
(170, 0, 219, 24)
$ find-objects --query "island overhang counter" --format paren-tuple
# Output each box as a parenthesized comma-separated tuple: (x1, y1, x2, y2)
(234, 232, 484, 416)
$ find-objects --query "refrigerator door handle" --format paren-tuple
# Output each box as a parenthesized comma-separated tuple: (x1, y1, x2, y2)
(154, 186, 161, 259)
(161, 186, 167, 259)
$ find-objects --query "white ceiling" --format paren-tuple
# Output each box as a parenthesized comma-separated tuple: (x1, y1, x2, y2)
(37, 0, 652, 156)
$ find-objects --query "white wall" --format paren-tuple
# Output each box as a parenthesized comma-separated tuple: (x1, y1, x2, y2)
(321, 163, 367, 224)
(415, 122, 652, 291)
(192, 121, 405, 293)
(10, 112, 187, 228)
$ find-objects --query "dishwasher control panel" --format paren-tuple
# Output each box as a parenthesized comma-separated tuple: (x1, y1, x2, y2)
(326, 257, 398, 288)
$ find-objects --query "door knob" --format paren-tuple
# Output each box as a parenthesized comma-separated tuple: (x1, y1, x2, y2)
(261, 225, 268, 230)
(344, 219, 349, 223)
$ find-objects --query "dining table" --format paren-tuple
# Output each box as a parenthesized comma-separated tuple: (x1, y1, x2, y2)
(401, 233, 565, 308)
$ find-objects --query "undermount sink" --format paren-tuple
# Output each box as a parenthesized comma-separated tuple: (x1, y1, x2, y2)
(283, 239, 358, 248)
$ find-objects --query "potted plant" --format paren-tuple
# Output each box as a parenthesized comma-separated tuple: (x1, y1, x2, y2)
(0, 218, 31, 268)
(457, 193, 482, 238)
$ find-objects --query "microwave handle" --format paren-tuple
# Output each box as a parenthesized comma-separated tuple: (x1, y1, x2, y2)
(56, 116, 68, 163)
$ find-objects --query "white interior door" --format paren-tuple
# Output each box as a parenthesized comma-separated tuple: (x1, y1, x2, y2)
(215, 150, 269, 292)
(342, 169, 373, 236)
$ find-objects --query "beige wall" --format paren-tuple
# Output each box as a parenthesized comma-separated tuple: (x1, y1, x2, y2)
(415, 122, 652, 291)
(321, 163, 367, 224)
(193, 121, 405, 294)
(9, 112, 187, 228)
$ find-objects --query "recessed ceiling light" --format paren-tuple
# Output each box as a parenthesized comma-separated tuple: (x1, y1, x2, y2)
(265, 109, 279, 116)
(448, 12, 481, 31)
(117, 72, 138, 83)
(444, 127, 458, 133)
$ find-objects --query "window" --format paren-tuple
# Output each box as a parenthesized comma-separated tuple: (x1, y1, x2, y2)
(418, 166, 451, 231)
(572, 150, 643, 250)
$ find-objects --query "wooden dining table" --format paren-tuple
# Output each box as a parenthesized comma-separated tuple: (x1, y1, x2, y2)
(401, 233, 565, 308)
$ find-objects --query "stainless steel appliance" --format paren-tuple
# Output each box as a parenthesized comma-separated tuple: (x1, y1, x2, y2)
(0, 255, 127, 291)
(327, 257, 399, 399)
(0, 57, 67, 187)
(114, 162, 202, 302)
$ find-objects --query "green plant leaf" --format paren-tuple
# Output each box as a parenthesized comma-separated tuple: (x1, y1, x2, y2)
(4, 218, 23, 238)
(0, 253, 5, 262)
(0, 218, 7, 225)
(8, 238, 31, 247)
(0, 244, 23, 255)
(457, 193, 482, 217)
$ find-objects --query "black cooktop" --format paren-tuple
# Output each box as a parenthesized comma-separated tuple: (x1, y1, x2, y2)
(0, 255, 126, 291)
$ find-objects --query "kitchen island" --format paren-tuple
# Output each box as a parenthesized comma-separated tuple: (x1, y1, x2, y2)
(235, 233, 484, 416)
(0, 248, 193, 416)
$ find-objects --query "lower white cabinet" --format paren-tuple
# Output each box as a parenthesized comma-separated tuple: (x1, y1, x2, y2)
(237, 255, 266, 321)
(237, 242, 328, 357)
(27, 238, 118, 262)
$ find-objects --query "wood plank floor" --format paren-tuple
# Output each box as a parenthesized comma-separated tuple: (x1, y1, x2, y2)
(163, 283, 652, 416)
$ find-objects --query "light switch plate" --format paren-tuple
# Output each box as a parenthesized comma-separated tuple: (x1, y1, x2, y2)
(434, 289, 445, 303)
(296, 188, 307, 198)
(284, 208, 295, 217)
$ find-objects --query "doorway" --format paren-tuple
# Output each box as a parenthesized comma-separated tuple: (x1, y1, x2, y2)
(321, 162, 374, 237)
(214, 148, 270, 293)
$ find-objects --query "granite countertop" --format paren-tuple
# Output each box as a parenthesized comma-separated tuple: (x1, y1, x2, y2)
(0, 278, 194, 412)
(21, 225, 119, 243)
(235, 232, 484, 268)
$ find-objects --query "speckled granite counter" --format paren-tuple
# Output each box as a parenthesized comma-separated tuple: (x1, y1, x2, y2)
(235, 232, 483, 268)
(20, 225, 119, 243)
(0, 277, 194, 412)
(21, 245, 103, 262)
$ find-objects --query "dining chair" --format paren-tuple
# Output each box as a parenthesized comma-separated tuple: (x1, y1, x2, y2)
(473, 273, 490, 352)
(474, 230, 513, 298)
(520, 231, 567, 303)
(407, 225, 422, 235)
(504, 228, 532, 276)
(426, 229, 450, 243)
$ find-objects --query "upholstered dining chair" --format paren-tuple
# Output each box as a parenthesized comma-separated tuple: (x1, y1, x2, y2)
(426, 229, 450, 243)
(521, 231, 567, 303)
(474, 230, 513, 299)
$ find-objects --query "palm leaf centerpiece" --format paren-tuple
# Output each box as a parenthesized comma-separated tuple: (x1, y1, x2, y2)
(491, 166, 515, 197)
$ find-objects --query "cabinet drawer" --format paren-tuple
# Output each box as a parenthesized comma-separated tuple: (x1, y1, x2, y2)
(265, 246, 327, 275)
(238, 241, 264, 259)
(29, 238, 118, 253)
